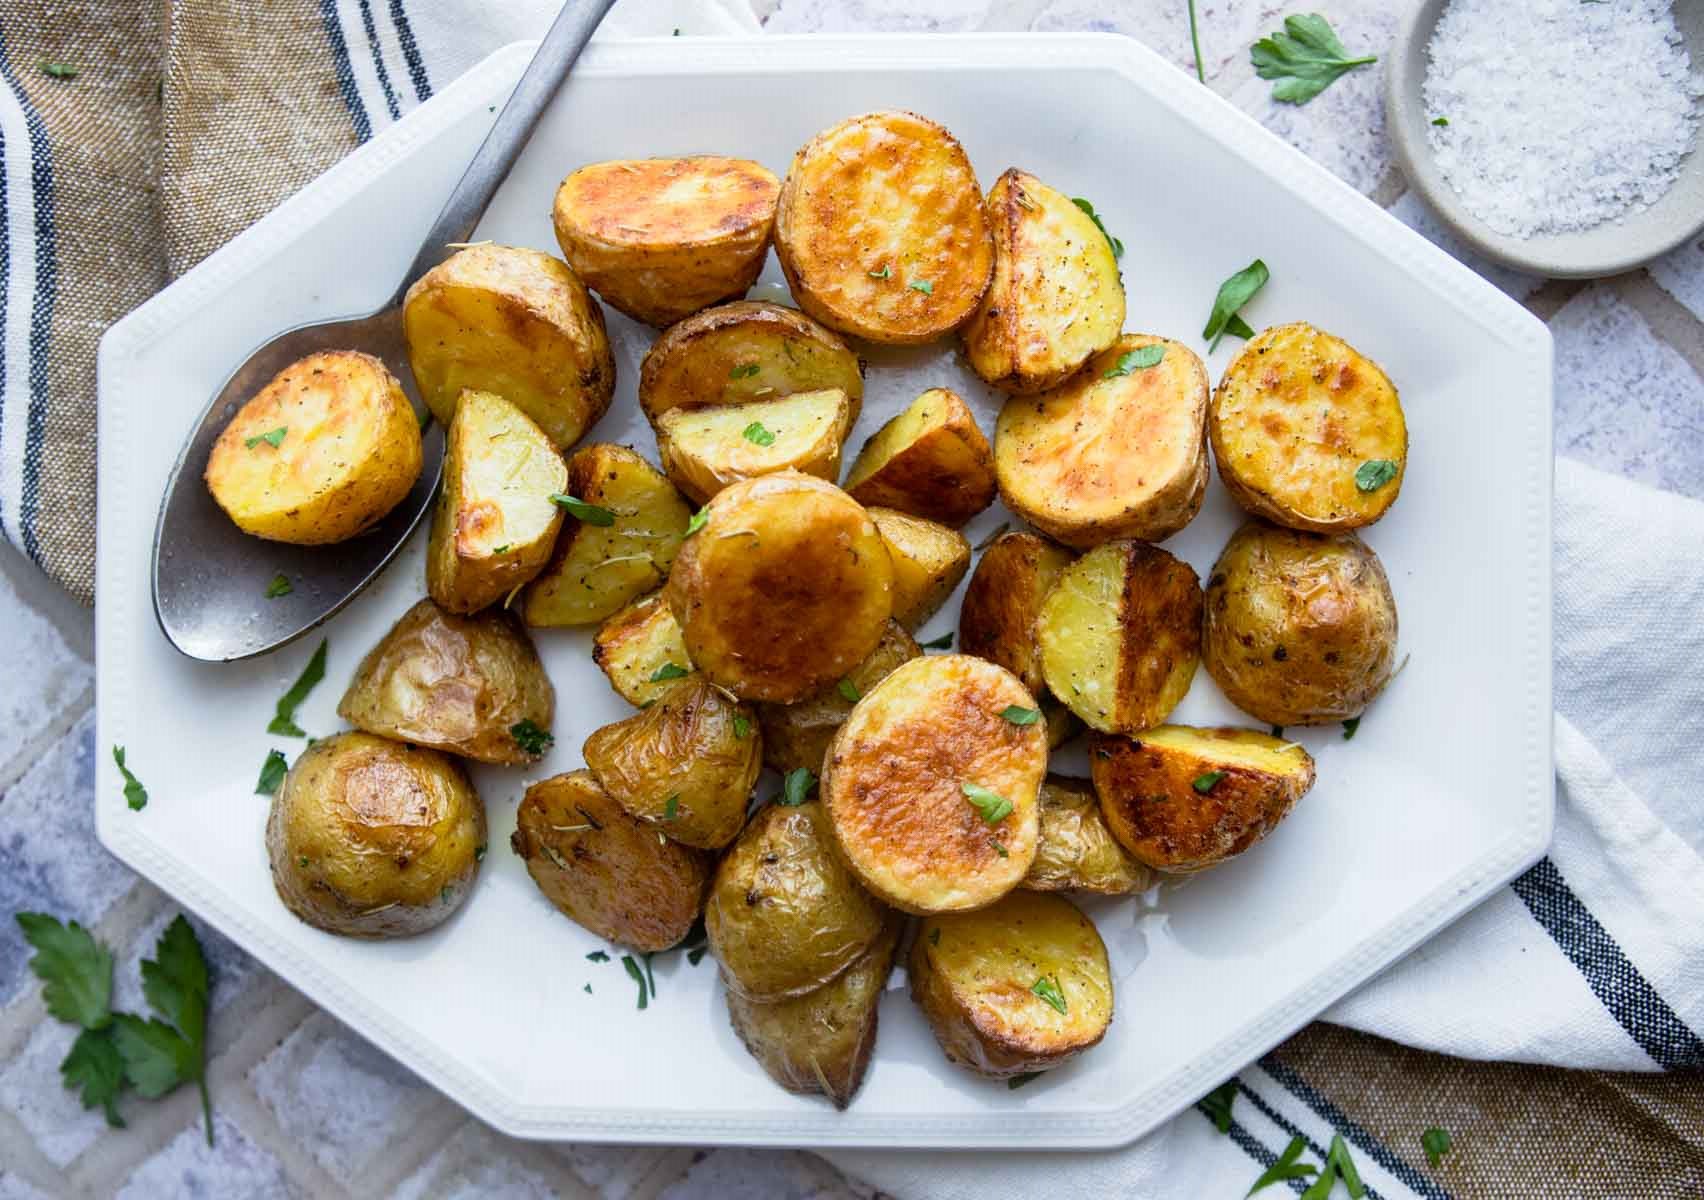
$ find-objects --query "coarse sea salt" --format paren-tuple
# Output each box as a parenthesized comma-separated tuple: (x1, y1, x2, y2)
(1423, 0, 1703, 239)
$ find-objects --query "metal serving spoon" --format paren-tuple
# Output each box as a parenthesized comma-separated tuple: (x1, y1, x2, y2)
(151, 0, 618, 663)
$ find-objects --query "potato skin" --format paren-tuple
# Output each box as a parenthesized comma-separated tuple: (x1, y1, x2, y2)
(1202, 521, 1399, 725)
(665, 472, 894, 703)
(657, 388, 852, 504)
(1091, 726, 1316, 873)
(592, 592, 696, 707)
(338, 598, 554, 766)
(868, 508, 971, 631)
(842, 388, 996, 528)
(266, 732, 484, 938)
(582, 677, 761, 850)
(1024, 775, 1151, 895)
(910, 890, 1112, 1078)
(205, 350, 421, 545)
(510, 770, 710, 952)
(756, 619, 920, 775)
(958, 530, 1074, 695)
(822, 654, 1046, 914)
(1211, 322, 1407, 532)
(403, 243, 614, 448)
(774, 110, 993, 344)
(706, 801, 888, 1002)
(552, 156, 779, 327)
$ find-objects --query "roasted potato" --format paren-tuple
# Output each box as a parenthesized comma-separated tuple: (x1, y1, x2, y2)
(1211, 322, 1408, 532)
(657, 388, 853, 504)
(403, 243, 614, 448)
(205, 350, 421, 545)
(1024, 775, 1151, 895)
(1202, 521, 1399, 725)
(910, 890, 1112, 1078)
(774, 110, 993, 344)
(338, 598, 554, 766)
(756, 619, 920, 775)
(665, 472, 893, 702)
(962, 168, 1125, 395)
(958, 530, 1074, 695)
(591, 592, 696, 707)
(822, 654, 1046, 914)
(995, 335, 1209, 548)
(425, 390, 567, 614)
(724, 915, 901, 1109)
(521, 443, 692, 627)
(266, 732, 484, 938)
(1091, 726, 1316, 873)
(551, 156, 779, 327)
(638, 301, 864, 427)
(868, 508, 971, 630)
(582, 677, 761, 850)
(706, 800, 888, 1002)
(1038, 540, 1202, 735)
(842, 388, 996, 527)
(510, 770, 710, 951)
(1043, 698, 1081, 751)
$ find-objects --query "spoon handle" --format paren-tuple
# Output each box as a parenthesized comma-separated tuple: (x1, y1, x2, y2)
(389, 0, 620, 306)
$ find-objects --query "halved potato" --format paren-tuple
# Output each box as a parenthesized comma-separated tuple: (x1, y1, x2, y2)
(1038, 540, 1202, 735)
(995, 335, 1209, 548)
(665, 472, 893, 702)
(338, 598, 554, 766)
(756, 619, 920, 775)
(426, 390, 567, 614)
(1024, 775, 1150, 895)
(591, 593, 696, 707)
(638, 301, 864, 426)
(205, 350, 421, 545)
(957, 530, 1075, 695)
(403, 243, 614, 447)
(657, 388, 852, 504)
(868, 508, 971, 631)
(510, 770, 710, 951)
(521, 444, 692, 627)
(552, 156, 779, 327)
(1211, 322, 1408, 532)
(774, 110, 993, 344)
(1091, 726, 1316, 873)
(842, 388, 996, 527)
(910, 890, 1112, 1078)
(706, 800, 888, 1002)
(822, 654, 1046, 914)
(962, 168, 1125, 395)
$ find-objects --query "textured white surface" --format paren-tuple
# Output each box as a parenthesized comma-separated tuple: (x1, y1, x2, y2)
(1651, 235, 1704, 322)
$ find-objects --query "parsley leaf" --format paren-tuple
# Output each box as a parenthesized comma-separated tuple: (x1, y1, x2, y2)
(1071, 197, 1124, 258)
(40, 61, 79, 79)
(1342, 716, 1361, 740)
(267, 640, 327, 737)
(1031, 976, 1067, 1014)
(1192, 770, 1225, 794)
(1421, 1126, 1452, 1167)
(1200, 1079, 1237, 1132)
(1251, 13, 1377, 105)
(264, 574, 292, 599)
(685, 507, 709, 536)
(1104, 344, 1165, 377)
(729, 362, 762, 379)
(510, 719, 554, 756)
(662, 794, 680, 821)
(1249, 1134, 1319, 1195)
(254, 749, 288, 796)
(244, 426, 287, 450)
(1355, 459, 1399, 492)
(1007, 1071, 1043, 1090)
(112, 746, 148, 811)
(586, 950, 610, 962)
(621, 954, 649, 1009)
(990, 838, 1009, 858)
(732, 715, 752, 739)
(1327, 1135, 1366, 1198)
(1203, 260, 1270, 350)
(1187, 0, 1205, 82)
(125, 915, 213, 1145)
(550, 494, 616, 526)
(919, 632, 953, 650)
(779, 767, 816, 806)
(649, 662, 690, 683)
(837, 678, 861, 703)
(16, 913, 113, 1029)
(962, 781, 1013, 825)
(1432, 116, 1449, 127)
(908, 278, 934, 294)
(743, 421, 776, 447)
(868, 264, 891, 279)
(62, 1028, 126, 1127)
(1000, 705, 1040, 726)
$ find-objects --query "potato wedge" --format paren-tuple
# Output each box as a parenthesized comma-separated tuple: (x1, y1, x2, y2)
(591, 593, 696, 707)
(868, 508, 971, 631)
(822, 654, 1046, 914)
(706, 800, 888, 1002)
(962, 168, 1125, 394)
(1038, 540, 1202, 735)
(403, 243, 614, 448)
(1211, 322, 1407, 532)
(774, 110, 993, 344)
(657, 388, 852, 504)
(1043, 698, 1081, 751)
(957, 530, 1074, 695)
(521, 444, 692, 627)
(582, 677, 761, 850)
(1091, 726, 1316, 873)
(638, 300, 864, 426)
(1202, 521, 1398, 725)
(338, 598, 554, 766)
(756, 619, 919, 775)
(910, 890, 1112, 1078)
(205, 350, 421, 545)
(425, 390, 567, 614)
(842, 388, 996, 527)
(995, 335, 1209, 548)
(665, 472, 893, 702)
(510, 770, 710, 951)
(552, 156, 779, 327)
(1024, 775, 1150, 895)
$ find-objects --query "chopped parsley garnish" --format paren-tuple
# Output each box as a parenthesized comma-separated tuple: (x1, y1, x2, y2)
(729, 362, 762, 379)
(732, 715, 752, 739)
(267, 640, 327, 738)
(1342, 716, 1361, 740)
(1007, 1071, 1043, 1090)
(1000, 705, 1041, 726)
(510, 719, 554, 756)
(244, 426, 287, 450)
(1421, 1126, 1452, 1166)
(779, 767, 816, 806)
(1325, 1134, 1366, 1198)
(1104, 344, 1166, 377)
(621, 954, 649, 1010)
(1271, 725, 1285, 738)
(662, 794, 680, 821)
(1031, 976, 1067, 1015)
(253, 750, 288, 796)
(1252, 14, 1377, 106)
(990, 839, 1009, 858)
(1071, 197, 1124, 258)
(264, 574, 292, 599)
(962, 781, 1013, 825)
(685, 507, 709, 536)
(907, 278, 934, 294)
(1200, 1079, 1237, 1132)
(550, 494, 616, 526)
(837, 678, 861, 703)
(742, 421, 776, 446)
(1203, 260, 1269, 350)
(1432, 116, 1450, 127)
(586, 950, 610, 962)
(868, 264, 891, 279)
(649, 662, 690, 683)
(1186, 0, 1205, 82)
(492, 544, 511, 554)
(919, 632, 954, 650)
(1192, 771, 1225, 794)
(1355, 459, 1399, 492)
(112, 746, 148, 811)
(1248, 1135, 1317, 1194)
(40, 62, 79, 79)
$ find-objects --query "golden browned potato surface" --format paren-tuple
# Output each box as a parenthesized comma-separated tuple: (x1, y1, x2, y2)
(591, 592, 696, 708)
(510, 770, 710, 951)
(1211, 322, 1407, 532)
(868, 508, 971, 631)
(822, 654, 1046, 913)
(657, 388, 852, 504)
(1091, 726, 1316, 873)
(665, 472, 893, 702)
(552, 156, 779, 327)
(266, 732, 484, 938)
(1024, 775, 1152, 895)
(995, 335, 1209, 548)
(842, 388, 996, 528)
(910, 890, 1112, 1077)
(338, 598, 554, 766)
(756, 619, 920, 775)
(205, 350, 421, 545)
(1202, 520, 1399, 725)
(957, 530, 1074, 695)
(774, 110, 993, 344)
